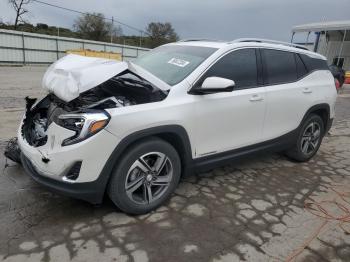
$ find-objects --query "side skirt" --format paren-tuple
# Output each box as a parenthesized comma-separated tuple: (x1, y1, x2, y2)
(193, 129, 298, 173)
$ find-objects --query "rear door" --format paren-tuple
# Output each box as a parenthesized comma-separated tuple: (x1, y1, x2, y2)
(261, 49, 311, 140)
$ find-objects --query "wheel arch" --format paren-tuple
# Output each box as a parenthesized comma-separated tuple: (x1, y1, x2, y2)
(98, 125, 194, 198)
(301, 103, 330, 131)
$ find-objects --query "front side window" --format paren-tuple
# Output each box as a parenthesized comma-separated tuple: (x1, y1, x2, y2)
(199, 48, 258, 89)
(262, 49, 297, 85)
(134, 45, 217, 86)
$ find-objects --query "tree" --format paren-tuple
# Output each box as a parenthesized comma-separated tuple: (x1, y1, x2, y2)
(8, 0, 32, 30)
(73, 12, 122, 42)
(146, 22, 179, 48)
(36, 23, 48, 30)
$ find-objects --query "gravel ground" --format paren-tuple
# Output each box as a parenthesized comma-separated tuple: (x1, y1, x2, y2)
(0, 66, 350, 262)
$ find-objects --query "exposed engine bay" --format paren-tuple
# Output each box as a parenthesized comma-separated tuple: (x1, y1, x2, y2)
(22, 70, 167, 147)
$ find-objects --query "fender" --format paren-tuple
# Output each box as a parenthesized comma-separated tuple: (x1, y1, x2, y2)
(299, 103, 331, 131)
(97, 125, 194, 197)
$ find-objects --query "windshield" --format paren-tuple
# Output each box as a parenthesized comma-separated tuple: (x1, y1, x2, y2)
(134, 45, 218, 86)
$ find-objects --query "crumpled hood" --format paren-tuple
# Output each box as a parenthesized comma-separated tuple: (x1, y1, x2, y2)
(42, 54, 170, 102)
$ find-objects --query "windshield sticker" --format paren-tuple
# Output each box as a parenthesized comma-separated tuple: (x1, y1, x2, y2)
(168, 58, 190, 67)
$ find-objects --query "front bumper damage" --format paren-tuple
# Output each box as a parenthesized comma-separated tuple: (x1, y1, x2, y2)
(16, 122, 120, 203)
(18, 120, 120, 183)
(10, 95, 122, 203)
(20, 152, 108, 204)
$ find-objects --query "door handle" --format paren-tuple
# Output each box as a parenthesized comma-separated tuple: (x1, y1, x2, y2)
(302, 88, 312, 94)
(249, 94, 263, 102)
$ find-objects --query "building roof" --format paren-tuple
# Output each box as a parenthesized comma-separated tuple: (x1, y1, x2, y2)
(292, 20, 350, 32)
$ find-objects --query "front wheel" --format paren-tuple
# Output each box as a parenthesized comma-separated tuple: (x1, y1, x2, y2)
(108, 138, 181, 215)
(286, 114, 324, 162)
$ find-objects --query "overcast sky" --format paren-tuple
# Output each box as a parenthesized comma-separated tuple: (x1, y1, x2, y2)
(1, 0, 349, 42)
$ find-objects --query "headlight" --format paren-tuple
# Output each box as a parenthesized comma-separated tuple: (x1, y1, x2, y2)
(57, 111, 110, 146)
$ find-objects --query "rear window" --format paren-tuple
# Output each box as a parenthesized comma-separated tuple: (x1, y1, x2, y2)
(262, 49, 297, 85)
(299, 54, 328, 72)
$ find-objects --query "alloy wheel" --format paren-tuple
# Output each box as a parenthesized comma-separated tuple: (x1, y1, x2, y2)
(124, 152, 173, 205)
(300, 121, 321, 156)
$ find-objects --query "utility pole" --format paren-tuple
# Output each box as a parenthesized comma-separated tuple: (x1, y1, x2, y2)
(139, 31, 142, 47)
(111, 16, 114, 43)
(57, 26, 60, 37)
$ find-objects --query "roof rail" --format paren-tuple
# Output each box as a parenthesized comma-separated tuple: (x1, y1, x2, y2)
(231, 38, 309, 51)
(178, 38, 223, 42)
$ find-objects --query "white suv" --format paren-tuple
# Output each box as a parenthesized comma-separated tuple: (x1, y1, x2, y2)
(16, 38, 337, 214)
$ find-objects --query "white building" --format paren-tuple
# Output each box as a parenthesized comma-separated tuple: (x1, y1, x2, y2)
(292, 20, 350, 70)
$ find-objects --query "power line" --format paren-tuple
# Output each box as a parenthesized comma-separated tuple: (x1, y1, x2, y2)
(31, 0, 149, 36)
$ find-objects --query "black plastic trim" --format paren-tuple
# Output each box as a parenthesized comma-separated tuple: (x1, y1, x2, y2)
(256, 49, 264, 86)
(96, 125, 194, 196)
(194, 127, 298, 172)
(101, 125, 193, 177)
(301, 103, 330, 129)
(20, 153, 105, 204)
(189, 85, 234, 95)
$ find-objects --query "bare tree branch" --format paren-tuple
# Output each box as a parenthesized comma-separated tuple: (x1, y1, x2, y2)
(8, 0, 32, 29)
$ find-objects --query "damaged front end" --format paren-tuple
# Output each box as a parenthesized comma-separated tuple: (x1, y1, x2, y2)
(21, 70, 167, 148)
(5, 54, 169, 165)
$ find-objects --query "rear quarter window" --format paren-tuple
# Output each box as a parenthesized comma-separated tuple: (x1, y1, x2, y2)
(295, 53, 308, 79)
(299, 54, 328, 72)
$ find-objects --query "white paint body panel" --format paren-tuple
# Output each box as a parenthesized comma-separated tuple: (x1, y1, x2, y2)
(191, 87, 266, 156)
(263, 70, 336, 140)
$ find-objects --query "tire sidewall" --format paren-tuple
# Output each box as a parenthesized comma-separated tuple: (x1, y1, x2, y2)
(108, 138, 181, 215)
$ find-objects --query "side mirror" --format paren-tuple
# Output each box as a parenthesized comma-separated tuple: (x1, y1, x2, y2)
(191, 77, 235, 94)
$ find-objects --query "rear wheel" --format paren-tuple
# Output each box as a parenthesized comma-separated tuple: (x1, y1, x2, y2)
(286, 114, 324, 162)
(108, 138, 181, 215)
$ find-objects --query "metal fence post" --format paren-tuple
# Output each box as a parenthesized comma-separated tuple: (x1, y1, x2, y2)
(122, 46, 124, 61)
(306, 31, 310, 44)
(56, 38, 59, 60)
(323, 31, 329, 57)
(290, 32, 295, 43)
(337, 30, 347, 67)
(22, 33, 26, 65)
(313, 32, 320, 52)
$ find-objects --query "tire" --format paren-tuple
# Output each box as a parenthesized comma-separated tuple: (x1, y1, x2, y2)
(107, 137, 181, 215)
(286, 114, 324, 162)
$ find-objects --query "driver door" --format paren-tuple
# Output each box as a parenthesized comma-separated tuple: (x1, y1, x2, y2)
(192, 48, 267, 157)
